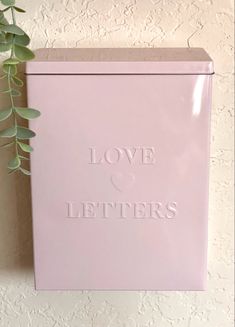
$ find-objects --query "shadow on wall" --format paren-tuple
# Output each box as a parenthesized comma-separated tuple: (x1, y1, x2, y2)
(0, 68, 34, 271)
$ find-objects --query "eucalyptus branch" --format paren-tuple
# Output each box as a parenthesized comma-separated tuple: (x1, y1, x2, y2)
(0, 0, 40, 175)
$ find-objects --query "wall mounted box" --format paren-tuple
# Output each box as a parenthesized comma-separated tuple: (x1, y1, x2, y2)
(26, 48, 214, 290)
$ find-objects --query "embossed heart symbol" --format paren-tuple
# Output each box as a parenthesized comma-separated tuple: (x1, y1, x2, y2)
(111, 172, 135, 192)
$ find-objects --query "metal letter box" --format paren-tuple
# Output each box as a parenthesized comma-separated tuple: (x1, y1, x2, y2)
(26, 48, 214, 290)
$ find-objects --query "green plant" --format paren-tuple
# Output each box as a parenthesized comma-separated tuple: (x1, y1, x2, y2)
(0, 0, 40, 175)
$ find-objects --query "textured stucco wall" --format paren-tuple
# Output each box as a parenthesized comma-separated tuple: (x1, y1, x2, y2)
(0, 1, 234, 326)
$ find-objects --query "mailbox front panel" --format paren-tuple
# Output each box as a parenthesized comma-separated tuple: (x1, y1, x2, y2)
(27, 73, 212, 290)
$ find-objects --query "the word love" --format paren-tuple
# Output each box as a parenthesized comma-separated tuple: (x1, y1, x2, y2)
(88, 146, 156, 165)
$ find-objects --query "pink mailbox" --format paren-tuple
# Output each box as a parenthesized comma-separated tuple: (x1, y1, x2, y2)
(26, 48, 214, 290)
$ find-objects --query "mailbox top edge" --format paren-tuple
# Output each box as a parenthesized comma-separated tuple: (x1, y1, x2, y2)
(26, 48, 214, 75)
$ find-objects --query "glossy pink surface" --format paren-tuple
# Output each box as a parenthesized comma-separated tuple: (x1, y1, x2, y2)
(26, 48, 213, 290)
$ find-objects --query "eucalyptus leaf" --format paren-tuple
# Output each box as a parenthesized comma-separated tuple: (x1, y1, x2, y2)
(0, 89, 11, 93)
(0, 12, 8, 25)
(2, 7, 11, 13)
(13, 6, 25, 13)
(0, 24, 24, 35)
(0, 141, 14, 148)
(3, 63, 17, 75)
(18, 141, 33, 153)
(19, 167, 31, 175)
(5, 32, 13, 43)
(11, 88, 21, 96)
(0, 17, 8, 25)
(11, 76, 23, 87)
(0, 126, 16, 138)
(2, 6, 11, 12)
(8, 168, 19, 175)
(8, 156, 21, 170)
(0, 108, 12, 121)
(16, 126, 36, 139)
(3, 58, 20, 65)
(19, 155, 29, 160)
(15, 107, 41, 120)
(0, 42, 11, 52)
(0, 32, 6, 42)
(14, 44, 35, 61)
(1, 0, 15, 5)
(14, 33, 30, 46)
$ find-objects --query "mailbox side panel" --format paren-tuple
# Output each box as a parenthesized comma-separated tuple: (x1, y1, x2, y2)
(27, 73, 212, 290)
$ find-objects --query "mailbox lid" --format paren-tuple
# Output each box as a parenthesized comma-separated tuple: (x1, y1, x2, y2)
(26, 48, 214, 75)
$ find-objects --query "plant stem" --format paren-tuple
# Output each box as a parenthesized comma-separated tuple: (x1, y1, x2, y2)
(11, 6, 16, 25)
(8, 6, 18, 159)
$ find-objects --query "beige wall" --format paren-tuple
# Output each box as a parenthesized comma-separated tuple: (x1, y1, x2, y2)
(0, 0, 234, 326)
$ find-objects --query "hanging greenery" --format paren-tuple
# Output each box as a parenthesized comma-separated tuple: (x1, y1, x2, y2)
(0, 0, 40, 175)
